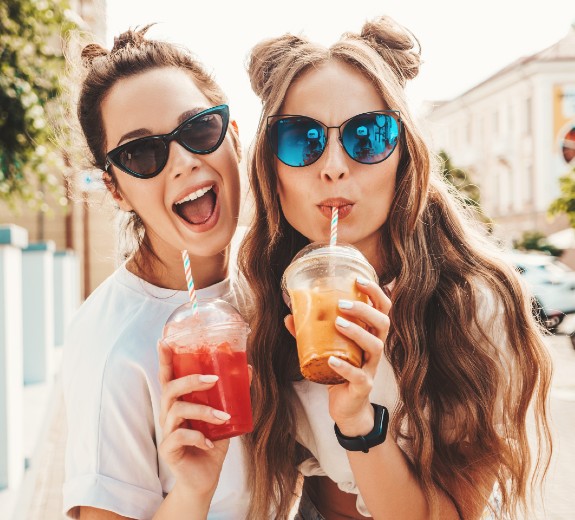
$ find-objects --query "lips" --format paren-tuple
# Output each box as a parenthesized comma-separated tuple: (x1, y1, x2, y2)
(317, 198, 355, 219)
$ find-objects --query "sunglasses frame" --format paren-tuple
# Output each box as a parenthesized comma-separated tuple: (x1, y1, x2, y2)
(105, 104, 230, 179)
(266, 110, 402, 168)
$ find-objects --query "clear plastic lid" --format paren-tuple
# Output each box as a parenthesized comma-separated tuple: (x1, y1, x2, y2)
(281, 241, 378, 293)
(162, 298, 249, 340)
(291, 241, 376, 265)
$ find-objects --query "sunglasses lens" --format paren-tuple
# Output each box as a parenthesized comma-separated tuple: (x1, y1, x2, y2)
(180, 111, 226, 152)
(270, 117, 325, 167)
(116, 138, 166, 177)
(341, 113, 399, 164)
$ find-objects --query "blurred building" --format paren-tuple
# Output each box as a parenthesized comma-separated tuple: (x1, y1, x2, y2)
(0, 0, 113, 300)
(425, 24, 575, 250)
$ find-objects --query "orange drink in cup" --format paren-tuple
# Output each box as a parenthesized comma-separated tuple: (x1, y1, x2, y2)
(282, 242, 378, 384)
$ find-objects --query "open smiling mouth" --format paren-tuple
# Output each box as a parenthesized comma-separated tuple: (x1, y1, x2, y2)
(173, 185, 217, 225)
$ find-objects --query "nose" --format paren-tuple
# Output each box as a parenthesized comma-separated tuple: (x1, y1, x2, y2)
(319, 132, 349, 182)
(166, 140, 202, 179)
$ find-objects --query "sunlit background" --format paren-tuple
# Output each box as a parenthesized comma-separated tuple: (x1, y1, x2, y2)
(2, 2, 575, 519)
(106, 0, 575, 146)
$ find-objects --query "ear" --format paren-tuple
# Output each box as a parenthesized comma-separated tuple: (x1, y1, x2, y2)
(231, 119, 239, 138)
(102, 172, 133, 212)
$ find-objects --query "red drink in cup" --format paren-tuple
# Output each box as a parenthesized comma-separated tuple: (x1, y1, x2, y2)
(162, 298, 253, 441)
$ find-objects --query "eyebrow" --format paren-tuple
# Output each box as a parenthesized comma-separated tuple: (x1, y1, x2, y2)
(116, 107, 209, 146)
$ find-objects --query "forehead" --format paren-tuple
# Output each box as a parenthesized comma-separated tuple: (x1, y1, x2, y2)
(102, 67, 212, 147)
(281, 59, 387, 122)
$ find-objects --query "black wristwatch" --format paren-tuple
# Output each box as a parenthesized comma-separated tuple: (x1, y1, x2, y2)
(334, 403, 389, 453)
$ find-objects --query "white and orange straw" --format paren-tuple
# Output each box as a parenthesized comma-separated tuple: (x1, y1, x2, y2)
(181, 249, 199, 315)
(330, 206, 338, 246)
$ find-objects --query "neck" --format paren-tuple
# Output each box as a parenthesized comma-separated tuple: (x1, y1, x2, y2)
(128, 246, 230, 291)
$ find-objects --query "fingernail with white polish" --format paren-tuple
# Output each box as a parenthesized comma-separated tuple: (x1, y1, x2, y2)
(335, 316, 350, 327)
(338, 299, 354, 309)
(199, 375, 219, 383)
(205, 438, 215, 449)
(356, 276, 370, 286)
(212, 409, 231, 421)
(328, 356, 342, 367)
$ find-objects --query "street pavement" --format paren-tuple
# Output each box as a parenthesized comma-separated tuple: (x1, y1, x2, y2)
(18, 335, 575, 519)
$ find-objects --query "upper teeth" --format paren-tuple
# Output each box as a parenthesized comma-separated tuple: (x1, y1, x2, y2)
(175, 185, 213, 205)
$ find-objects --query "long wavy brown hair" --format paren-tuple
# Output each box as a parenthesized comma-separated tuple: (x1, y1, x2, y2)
(238, 16, 552, 520)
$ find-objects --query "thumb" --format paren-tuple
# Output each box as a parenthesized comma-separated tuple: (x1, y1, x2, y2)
(157, 340, 174, 386)
(284, 314, 296, 338)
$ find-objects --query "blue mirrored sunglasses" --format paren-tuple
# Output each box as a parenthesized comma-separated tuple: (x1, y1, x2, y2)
(267, 110, 401, 168)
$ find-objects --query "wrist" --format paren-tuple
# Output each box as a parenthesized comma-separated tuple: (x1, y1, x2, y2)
(334, 405, 375, 437)
(170, 480, 215, 506)
(334, 403, 389, 454)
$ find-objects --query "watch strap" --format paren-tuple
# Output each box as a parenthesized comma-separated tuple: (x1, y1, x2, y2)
(334, 403, 389, 453)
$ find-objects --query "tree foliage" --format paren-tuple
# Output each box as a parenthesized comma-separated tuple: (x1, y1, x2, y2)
(549, 166, 575, 228)
(512, 230, 563, 257)
(0, 0, 77, 211)
(438, 149, 491, 226)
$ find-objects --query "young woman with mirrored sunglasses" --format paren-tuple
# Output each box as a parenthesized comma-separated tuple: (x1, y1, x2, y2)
(239, 15, 552, 520)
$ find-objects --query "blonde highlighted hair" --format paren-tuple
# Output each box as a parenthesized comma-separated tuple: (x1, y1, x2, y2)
(239, 16, 552, 519)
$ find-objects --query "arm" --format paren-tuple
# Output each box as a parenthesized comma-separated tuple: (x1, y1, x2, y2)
(330, 280, 460, 520)
(64, 340, 230, 520)
(150, 341, 233, 519)
(329, 280, 460, 520)
(287, 280, 460, 520)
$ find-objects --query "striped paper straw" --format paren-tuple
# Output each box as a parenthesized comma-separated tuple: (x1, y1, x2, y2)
(330, 206, 338, 246)
(181, 250, 199, 315)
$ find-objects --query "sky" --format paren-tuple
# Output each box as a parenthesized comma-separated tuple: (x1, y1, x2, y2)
(105, 0, 575, 148)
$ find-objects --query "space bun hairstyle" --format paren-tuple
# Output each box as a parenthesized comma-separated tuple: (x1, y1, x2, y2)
(240, 15, 551, 520)
(354, 15, 422, 86)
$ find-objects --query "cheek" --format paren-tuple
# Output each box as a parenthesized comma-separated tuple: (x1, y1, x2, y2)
(117, 176, 162, 212)
(215, 158, 242, 219)
(276, 170, 305, 215)
(369, 168, 397, 221)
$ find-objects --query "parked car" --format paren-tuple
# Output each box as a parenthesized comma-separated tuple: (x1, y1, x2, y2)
(504, 251, 575, 318)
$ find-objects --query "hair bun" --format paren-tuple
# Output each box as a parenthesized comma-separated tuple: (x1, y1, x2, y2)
(248, 34, 308, 101)
(111, 24, 154, 53)
(360, 16, 421, 86)
(80, 43, 109, 67)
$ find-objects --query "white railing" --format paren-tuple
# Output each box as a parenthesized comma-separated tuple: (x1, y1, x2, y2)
(0, 224, 80, 519)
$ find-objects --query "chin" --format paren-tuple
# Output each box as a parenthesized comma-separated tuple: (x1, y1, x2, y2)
(188, 225, 236, 258)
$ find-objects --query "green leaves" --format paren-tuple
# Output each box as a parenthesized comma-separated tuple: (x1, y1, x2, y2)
(438, 150, 481, 206)
(0, 0, 77, 211)
(438, 149, 491, 227)
(512, 230, 563, 257)
(549, 167, 575, 229)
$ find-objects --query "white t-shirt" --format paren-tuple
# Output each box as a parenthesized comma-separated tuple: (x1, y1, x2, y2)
(294, 357, 399, 517)
(62, 264, 250, 519)
(293, 285, 508, 517)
